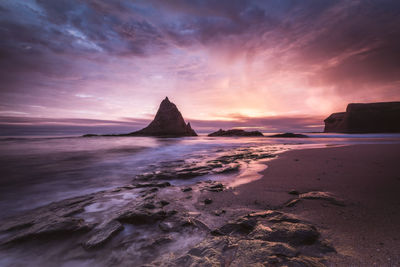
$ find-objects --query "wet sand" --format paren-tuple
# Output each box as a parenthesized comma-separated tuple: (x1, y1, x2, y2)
(206, 144, 400, 266)
(1, 143, 399, 266)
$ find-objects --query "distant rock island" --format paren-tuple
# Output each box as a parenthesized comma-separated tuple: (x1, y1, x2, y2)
(324, 102, 400, 133)
(130, 97, 197, 137)
(268, 133, 308, 138)
(84, 97, 197, 137)
(208, 129, 264, 137)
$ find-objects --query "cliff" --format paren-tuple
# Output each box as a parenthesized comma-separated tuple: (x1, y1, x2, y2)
(324, 102, 400, 133)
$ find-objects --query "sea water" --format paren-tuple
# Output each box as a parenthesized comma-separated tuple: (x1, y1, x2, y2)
(1, 133, 399, 219)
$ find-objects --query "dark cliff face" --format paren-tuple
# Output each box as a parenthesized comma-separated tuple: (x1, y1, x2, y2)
(324, 102, 400, 133)
(131, 97, 197, 137)
(323, 112, 347, 133)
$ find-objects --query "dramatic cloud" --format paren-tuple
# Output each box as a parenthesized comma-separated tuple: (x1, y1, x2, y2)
(0, 0, 399, 134)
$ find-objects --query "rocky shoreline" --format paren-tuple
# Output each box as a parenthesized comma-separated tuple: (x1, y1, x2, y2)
(2, 144, 397, 266)
(0, 176, 338, 266)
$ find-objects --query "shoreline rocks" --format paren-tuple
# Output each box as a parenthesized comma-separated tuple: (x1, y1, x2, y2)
(152, 210, 333, 266)
(268, 132, 308, 138)
(208, 129, 264, 137)
(0, 178, 336, 266)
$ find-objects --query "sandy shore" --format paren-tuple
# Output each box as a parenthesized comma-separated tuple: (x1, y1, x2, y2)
(206, 144, 400, 266)
(1, 143, 399, 266)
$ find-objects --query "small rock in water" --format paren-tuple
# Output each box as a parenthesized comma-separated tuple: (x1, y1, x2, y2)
(204, 198, 213, 205)
(182, 187, 192, 192)
(207, 183, 224, 192)
(135, 182, 171, 188)
(159, 200, 170, 206)
(158, 222, 174, 232)
(208, 129, 264, 137)
(268, 133, 308, 138)
(84, 220, 124, 249)
(117, 210, 168, 225)
(213, 209, 226, 216)
(289, 189, 300, 195)
(148, 188, 158, 193)
(166, 210, 178, 217)
(143, 203, 156, 209)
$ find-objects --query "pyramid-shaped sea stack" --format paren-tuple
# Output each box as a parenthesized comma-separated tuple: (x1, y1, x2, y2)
(130, 97, 197, 137)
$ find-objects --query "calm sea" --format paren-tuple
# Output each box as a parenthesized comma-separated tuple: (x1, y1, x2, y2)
(1, 133, 399, 219)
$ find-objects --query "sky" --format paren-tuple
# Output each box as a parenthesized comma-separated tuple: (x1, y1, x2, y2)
(0, 0, 400, 134)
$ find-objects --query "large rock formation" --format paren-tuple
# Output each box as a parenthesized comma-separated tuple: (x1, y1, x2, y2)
(130, 97, 197, 137)
(324, 102, 400, 133)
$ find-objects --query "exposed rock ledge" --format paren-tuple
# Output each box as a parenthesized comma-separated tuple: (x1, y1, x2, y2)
(0, 181, 338, 266)
(268, 133, 308, 138)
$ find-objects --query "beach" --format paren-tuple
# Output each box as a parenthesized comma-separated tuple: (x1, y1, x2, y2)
(0, 140, 399, 266)
(203, 144, 400, 266)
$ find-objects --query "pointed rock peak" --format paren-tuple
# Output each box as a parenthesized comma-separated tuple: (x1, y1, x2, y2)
(160, 96, 175, 109)
(159, 97, 178, 112)
(130, 97, 197, 137)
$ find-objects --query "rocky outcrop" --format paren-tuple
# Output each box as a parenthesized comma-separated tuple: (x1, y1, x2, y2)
(83, 97, 197, 137)
(84, 220, 124, 249)
(134, 149, 275, 181)
(0, 175, 336, 266)
(268, 133, 308, 138)
(324, 102, 400, 133)
(208, 129, 264, 137)
(151, 210, 333, 267)
(130, 97, 197, 137)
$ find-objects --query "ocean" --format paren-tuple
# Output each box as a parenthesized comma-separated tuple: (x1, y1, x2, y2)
(1, 133, 400, 219)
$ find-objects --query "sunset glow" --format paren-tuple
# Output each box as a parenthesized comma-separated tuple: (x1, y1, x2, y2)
(1, 0, 399, 134)
(1, 2, 400, 265)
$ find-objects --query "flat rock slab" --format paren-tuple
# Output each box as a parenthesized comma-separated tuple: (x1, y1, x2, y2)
(84, 220, 124, 249)
(2, 216, 92, 245)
